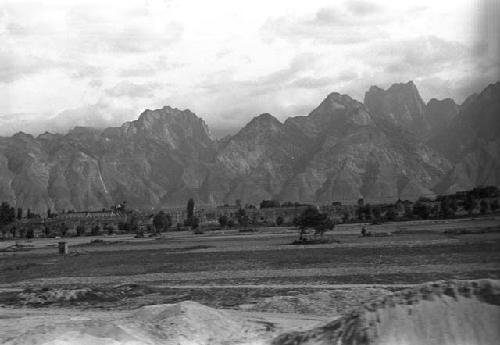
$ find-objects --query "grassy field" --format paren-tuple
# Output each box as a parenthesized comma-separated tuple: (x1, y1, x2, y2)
(0, 216, 499, 313)
(1, 217, 499, 288)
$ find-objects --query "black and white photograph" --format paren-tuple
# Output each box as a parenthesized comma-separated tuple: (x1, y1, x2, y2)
(0, 0, 499, 344)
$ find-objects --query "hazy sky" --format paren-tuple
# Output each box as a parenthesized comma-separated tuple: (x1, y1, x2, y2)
(1, 0, 499, 137)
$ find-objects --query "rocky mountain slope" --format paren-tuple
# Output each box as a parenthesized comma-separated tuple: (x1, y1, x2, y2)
(364, 81, 430, 139)
(0, 82, 498, 212)
(430, 82, 500, 193)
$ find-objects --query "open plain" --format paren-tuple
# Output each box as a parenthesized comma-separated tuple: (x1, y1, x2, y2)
(1, 217, 500, 344)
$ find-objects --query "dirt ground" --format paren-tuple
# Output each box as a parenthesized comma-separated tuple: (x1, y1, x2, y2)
(1, 217, 500, 344)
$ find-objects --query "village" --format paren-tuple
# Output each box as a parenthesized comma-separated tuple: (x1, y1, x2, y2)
(1, 186, 499, 240)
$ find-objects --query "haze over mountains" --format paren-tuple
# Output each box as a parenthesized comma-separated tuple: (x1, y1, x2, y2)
(0, 81, 498, 213)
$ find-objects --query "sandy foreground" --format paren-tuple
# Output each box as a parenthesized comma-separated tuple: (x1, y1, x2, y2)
(1, 280, 499, 345)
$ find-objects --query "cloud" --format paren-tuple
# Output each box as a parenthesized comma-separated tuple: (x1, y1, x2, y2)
(345, 0, 383, 16)
(119, 65, 157, 78)
(89, 79, 103, 88)
(0, 98, 140, 137)
(48, 102, 134, 133)
(105, 81, 158, 98)
(107, 23, 184, 53)
(119, 57, 182, 78)
(0, 49, 56, 83)
(66, 5, 183, 54)
(0, 48, 102, 84)
(262, 4, 392, 44)
(344, 36, 471, 83)
(0, 0, 494, 137)
(290, 76, 336, 89)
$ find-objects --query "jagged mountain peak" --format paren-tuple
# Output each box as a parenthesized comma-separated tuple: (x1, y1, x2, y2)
(429, 81, 500, 193)
(425, 98, 458, 134)
(37, 131, 61, 141)
(427, 97, 456, 107)
(478, 81, 500, 100)
(11, 132, 37, 144)
(322, 91, 361, 107)
(135, 106, 200, 126)
(0, 81, 498, 212)
(252, 112, 280, 122)
(308, 91, 372, 128)
(365, 80, 422, 103)
(387, 80, 418, 91)
(230, 113, 284, 143)
(244, 113, 282, 129)
(121, 106, 214, 146)
(364, 80, 429, 137)
(367, 85, 384, 93)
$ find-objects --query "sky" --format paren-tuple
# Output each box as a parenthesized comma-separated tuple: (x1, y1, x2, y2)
(0, 0, 499, 137)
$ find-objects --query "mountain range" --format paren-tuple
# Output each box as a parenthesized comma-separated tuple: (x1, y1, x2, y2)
(0, 81, 498, 213)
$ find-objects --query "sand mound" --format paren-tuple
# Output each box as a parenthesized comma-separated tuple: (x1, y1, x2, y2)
(128, 301, 265, 344)
(5, 284, 156, 307)
(4, 301, 266, 345)
(272, 279, 500, 345)
(5, 280, 500, 345)
(241, 288, 393, 316)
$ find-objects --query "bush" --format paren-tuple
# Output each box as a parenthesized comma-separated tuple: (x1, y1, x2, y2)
(291, 238, 340, 245)
(76, 225, 86, 237)
(276, 216, 284, 226)
(218, 215, 228, 228)
(105, 225, 114, 235)
(26, 229, 35, 239)
(191, 217, 200, 229)
(91, 225, 100, 236)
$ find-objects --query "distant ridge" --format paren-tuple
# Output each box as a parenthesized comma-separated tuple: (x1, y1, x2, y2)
(0, 81, 498, 212)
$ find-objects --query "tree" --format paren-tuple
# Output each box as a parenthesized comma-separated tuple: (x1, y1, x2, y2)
(76, 225, 86, 236)
(191, 216, 200, 230)
(491, 199, 499, 211)
(153, 211, 172, 233)
(91, 225, 100, 236)
(105, 224, 115, 235)
(413, 202, 430, 219)
(260, 200, 280, 209)
(480, 200, 489, 214)
(236, 208, 248, 227)
(127, 214, 139, 231)
(17, 208, 23, 220)
(26, 228, 34, 239)
(294, 207, 335, 240)
(385, 208, 396, 221)
(218, 215, 228, 228)
(372, 206, 381, 221)
(0, 202, 16, 228)
(186, 198, 195, 225)
(59, 223, 69, 237)
(342, 212, 349, 223)
(440, 197, 455, 218)
(464, 194, 477, 215)
(276, 216, 284, 226)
